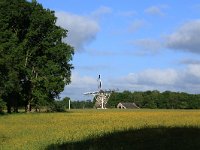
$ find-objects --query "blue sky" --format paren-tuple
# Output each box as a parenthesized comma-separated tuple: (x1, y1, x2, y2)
(36, 0, 200, 100)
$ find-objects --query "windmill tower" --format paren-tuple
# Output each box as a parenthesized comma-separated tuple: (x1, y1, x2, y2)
(84, 75, 116, 109)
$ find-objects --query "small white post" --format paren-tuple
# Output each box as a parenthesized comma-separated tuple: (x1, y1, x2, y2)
(69, 99, 71, 110)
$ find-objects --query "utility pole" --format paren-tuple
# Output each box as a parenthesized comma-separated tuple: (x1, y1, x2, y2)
(69, 99, 70, 110)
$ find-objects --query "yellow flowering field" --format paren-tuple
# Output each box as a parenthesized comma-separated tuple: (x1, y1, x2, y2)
(1, 109, 200, 150)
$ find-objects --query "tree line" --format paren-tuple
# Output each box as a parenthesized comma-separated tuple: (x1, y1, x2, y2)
(0, 0, 74, 113)
(2, 89, 200, 113)
(58, 97, 93, 110)
(59, 90, 200, 110)
(107, 90, 200, 109)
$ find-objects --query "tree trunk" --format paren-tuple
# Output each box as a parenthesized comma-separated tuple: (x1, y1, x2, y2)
(30, 104, 32, 112)
(6, 96, 12, 113)
(13, 107, 18, 113)
(7, 103, 11, 113)
(13, 94, 18, 113)
(26, 101, 31, 112)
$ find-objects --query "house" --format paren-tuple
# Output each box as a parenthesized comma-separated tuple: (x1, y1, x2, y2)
(117, 102, 139, 109)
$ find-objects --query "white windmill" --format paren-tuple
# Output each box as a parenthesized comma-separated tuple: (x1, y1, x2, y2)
(84, 75, 116, 109)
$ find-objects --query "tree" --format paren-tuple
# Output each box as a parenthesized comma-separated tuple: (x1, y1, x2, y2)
(132, 91, 144, 107)
(0, 0, 74, 113)
(0, 0, 28, 113)
(0, 98, 6, 113)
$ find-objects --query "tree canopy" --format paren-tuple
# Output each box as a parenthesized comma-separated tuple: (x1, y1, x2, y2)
(0, 0, 74, 113)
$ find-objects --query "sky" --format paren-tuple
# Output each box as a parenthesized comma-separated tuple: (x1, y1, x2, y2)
(36, 0, 200, 100)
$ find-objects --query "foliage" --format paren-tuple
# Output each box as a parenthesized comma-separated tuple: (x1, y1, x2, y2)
(1, 109, 200, 149)
(70, 100, 93, 109)
(60, 97, 94, 109)
(0, 98, 6, 113)
(0, 0, 74, 113)
(108, 90, 200, 109)
(46, 101, 66, 112)
(45, 97, 94, 112)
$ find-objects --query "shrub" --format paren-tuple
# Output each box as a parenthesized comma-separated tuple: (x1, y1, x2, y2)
(46, 101, 66, 112)
(0, 99, 6, 114)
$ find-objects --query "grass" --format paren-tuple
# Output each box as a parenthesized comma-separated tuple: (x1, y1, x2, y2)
(47, 127, 200, 150)
(1, 109, 200, 149)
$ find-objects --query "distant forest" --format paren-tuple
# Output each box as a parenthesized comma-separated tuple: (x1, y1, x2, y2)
(107, 90, 200, 109)
(69, 90, 200, 109)
(1, 90, 200, 113)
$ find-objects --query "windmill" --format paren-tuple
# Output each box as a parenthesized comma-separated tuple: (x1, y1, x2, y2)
(84, 75, 117, 109)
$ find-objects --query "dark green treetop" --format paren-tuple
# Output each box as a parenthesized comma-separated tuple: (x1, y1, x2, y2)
(0, 0, 74, 112)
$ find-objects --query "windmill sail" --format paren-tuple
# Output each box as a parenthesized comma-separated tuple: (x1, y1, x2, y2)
(84, 74, 117, 109)
(98, 74, 102, 89)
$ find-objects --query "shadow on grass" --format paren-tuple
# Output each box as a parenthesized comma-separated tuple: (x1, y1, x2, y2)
(0, 111, 6, 116)
(46, 126, 200, 150)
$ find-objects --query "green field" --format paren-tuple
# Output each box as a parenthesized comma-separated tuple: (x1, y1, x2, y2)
(1, 109, 200, 150)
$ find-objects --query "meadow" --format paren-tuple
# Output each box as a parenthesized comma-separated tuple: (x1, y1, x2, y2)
(1, 109, 200, 150)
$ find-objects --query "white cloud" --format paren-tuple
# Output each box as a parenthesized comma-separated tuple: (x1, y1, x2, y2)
(60, 73, 98, 100)
(166, 20, 200, 54)
(120, 65, 200, 93)
(118, 11, 137, 17)
(145, 6, 165, 16)
(124, 69, 178, 86)
(86, 48, 119, 56)
(110, 20, 146, 36)
(91, 6, 112, 19)
(187, 64, 200, 78)
(61, 65, 200, 100)
(55, 12, 100, 51)
(179, 58, 200, 65)
(128, 20, 145, 33)
(77, 64, 112, 72)
(70, 73, 97, 87)
(131, 38, 163, 55)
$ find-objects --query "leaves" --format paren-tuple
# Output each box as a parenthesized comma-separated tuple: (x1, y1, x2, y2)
(0, 0, 74, 112)
(108, 90, 200, 109)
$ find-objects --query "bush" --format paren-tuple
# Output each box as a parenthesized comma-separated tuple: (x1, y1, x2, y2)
(54, 101, 66, 112)
(46, 101, 66, 112)
(0, 99, 6, 114)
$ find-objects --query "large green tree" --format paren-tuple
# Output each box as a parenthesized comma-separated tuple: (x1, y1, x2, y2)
(0, 0, 74, 113)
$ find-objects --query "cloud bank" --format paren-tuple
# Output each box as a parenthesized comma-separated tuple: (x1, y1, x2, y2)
(166, 20, 200, 54)
(116, 64, 200, 92)
(145, 5, 167, 16)
(91, 6, 112, 19)
(55, 12, 100, 51)
(61, 64, 200, 100)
